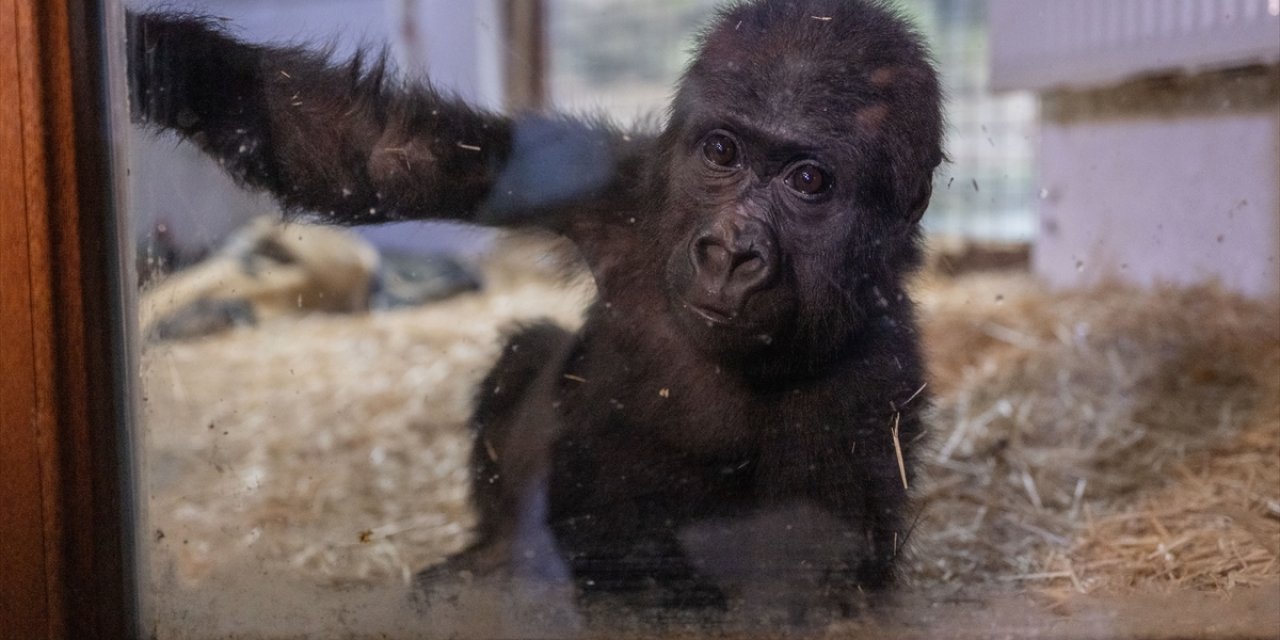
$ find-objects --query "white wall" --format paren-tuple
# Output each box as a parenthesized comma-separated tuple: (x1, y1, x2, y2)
(1034, 107, 1280, 298)
(991, 0, 1280, 298)
(991, 0, 1280, 92)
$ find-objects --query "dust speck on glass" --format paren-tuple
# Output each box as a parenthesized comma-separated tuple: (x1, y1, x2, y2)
(118, 0, 1280, 637)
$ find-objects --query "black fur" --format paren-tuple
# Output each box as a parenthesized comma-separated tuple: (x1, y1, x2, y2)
(130, 0, 943, 616)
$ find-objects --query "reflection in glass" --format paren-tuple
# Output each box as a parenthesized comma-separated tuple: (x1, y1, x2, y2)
(122, 0, 1279, 637)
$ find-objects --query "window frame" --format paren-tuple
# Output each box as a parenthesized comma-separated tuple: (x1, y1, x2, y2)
(0, 1, 133, 638)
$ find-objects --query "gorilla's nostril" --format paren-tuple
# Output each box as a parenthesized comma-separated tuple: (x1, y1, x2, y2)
(694, 238, 731, 270)
(734, 254, 765, 274)
(691, 228, 775, 297)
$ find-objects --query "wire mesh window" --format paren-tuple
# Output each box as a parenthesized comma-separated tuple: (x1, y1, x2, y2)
(547, 0, 1038, 241)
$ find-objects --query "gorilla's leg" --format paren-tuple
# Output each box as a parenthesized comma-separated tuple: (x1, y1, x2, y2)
(417, 322, 574, 587)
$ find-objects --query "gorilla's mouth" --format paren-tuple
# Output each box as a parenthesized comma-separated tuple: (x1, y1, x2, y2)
(686, 302, 734, 326)
(678, 297, 789, 358)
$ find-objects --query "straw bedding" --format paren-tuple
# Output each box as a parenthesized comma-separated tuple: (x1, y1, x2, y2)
(908, 272, 1279, 596)
(140, 235, 1279, 631)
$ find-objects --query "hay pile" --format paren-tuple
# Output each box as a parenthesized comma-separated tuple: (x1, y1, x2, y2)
(908, 273, 1279, 597)
(139, 236, 1279, 630)
(141, 235, 591, 589)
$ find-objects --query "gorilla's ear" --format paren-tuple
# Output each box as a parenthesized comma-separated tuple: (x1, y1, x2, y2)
(890, 142, 941, 224)
(906, 176, 932, 224)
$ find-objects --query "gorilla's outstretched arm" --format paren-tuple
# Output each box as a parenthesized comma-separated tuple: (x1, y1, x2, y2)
(128, 12, 644, 237)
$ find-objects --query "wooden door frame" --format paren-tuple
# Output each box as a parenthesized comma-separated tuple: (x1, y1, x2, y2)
(0, 0, 133, 638)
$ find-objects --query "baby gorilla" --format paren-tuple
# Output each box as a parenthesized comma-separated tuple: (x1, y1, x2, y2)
(130, 0, 942, 616)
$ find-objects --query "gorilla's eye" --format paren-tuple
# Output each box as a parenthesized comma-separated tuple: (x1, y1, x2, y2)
(702, 133, 739, 167)
(785, 163, 832, 196)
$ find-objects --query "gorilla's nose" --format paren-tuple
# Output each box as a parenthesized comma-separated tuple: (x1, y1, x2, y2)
(690, 218, 777, 310)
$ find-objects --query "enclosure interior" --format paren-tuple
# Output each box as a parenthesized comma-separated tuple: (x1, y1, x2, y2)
(121, 0, 1280, 637)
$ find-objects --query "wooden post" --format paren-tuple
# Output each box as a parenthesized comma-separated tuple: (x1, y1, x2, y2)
(502, 0, 547, 112)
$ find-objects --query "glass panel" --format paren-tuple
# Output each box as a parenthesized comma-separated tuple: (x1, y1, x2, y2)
(119, 0, 1280, 637)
